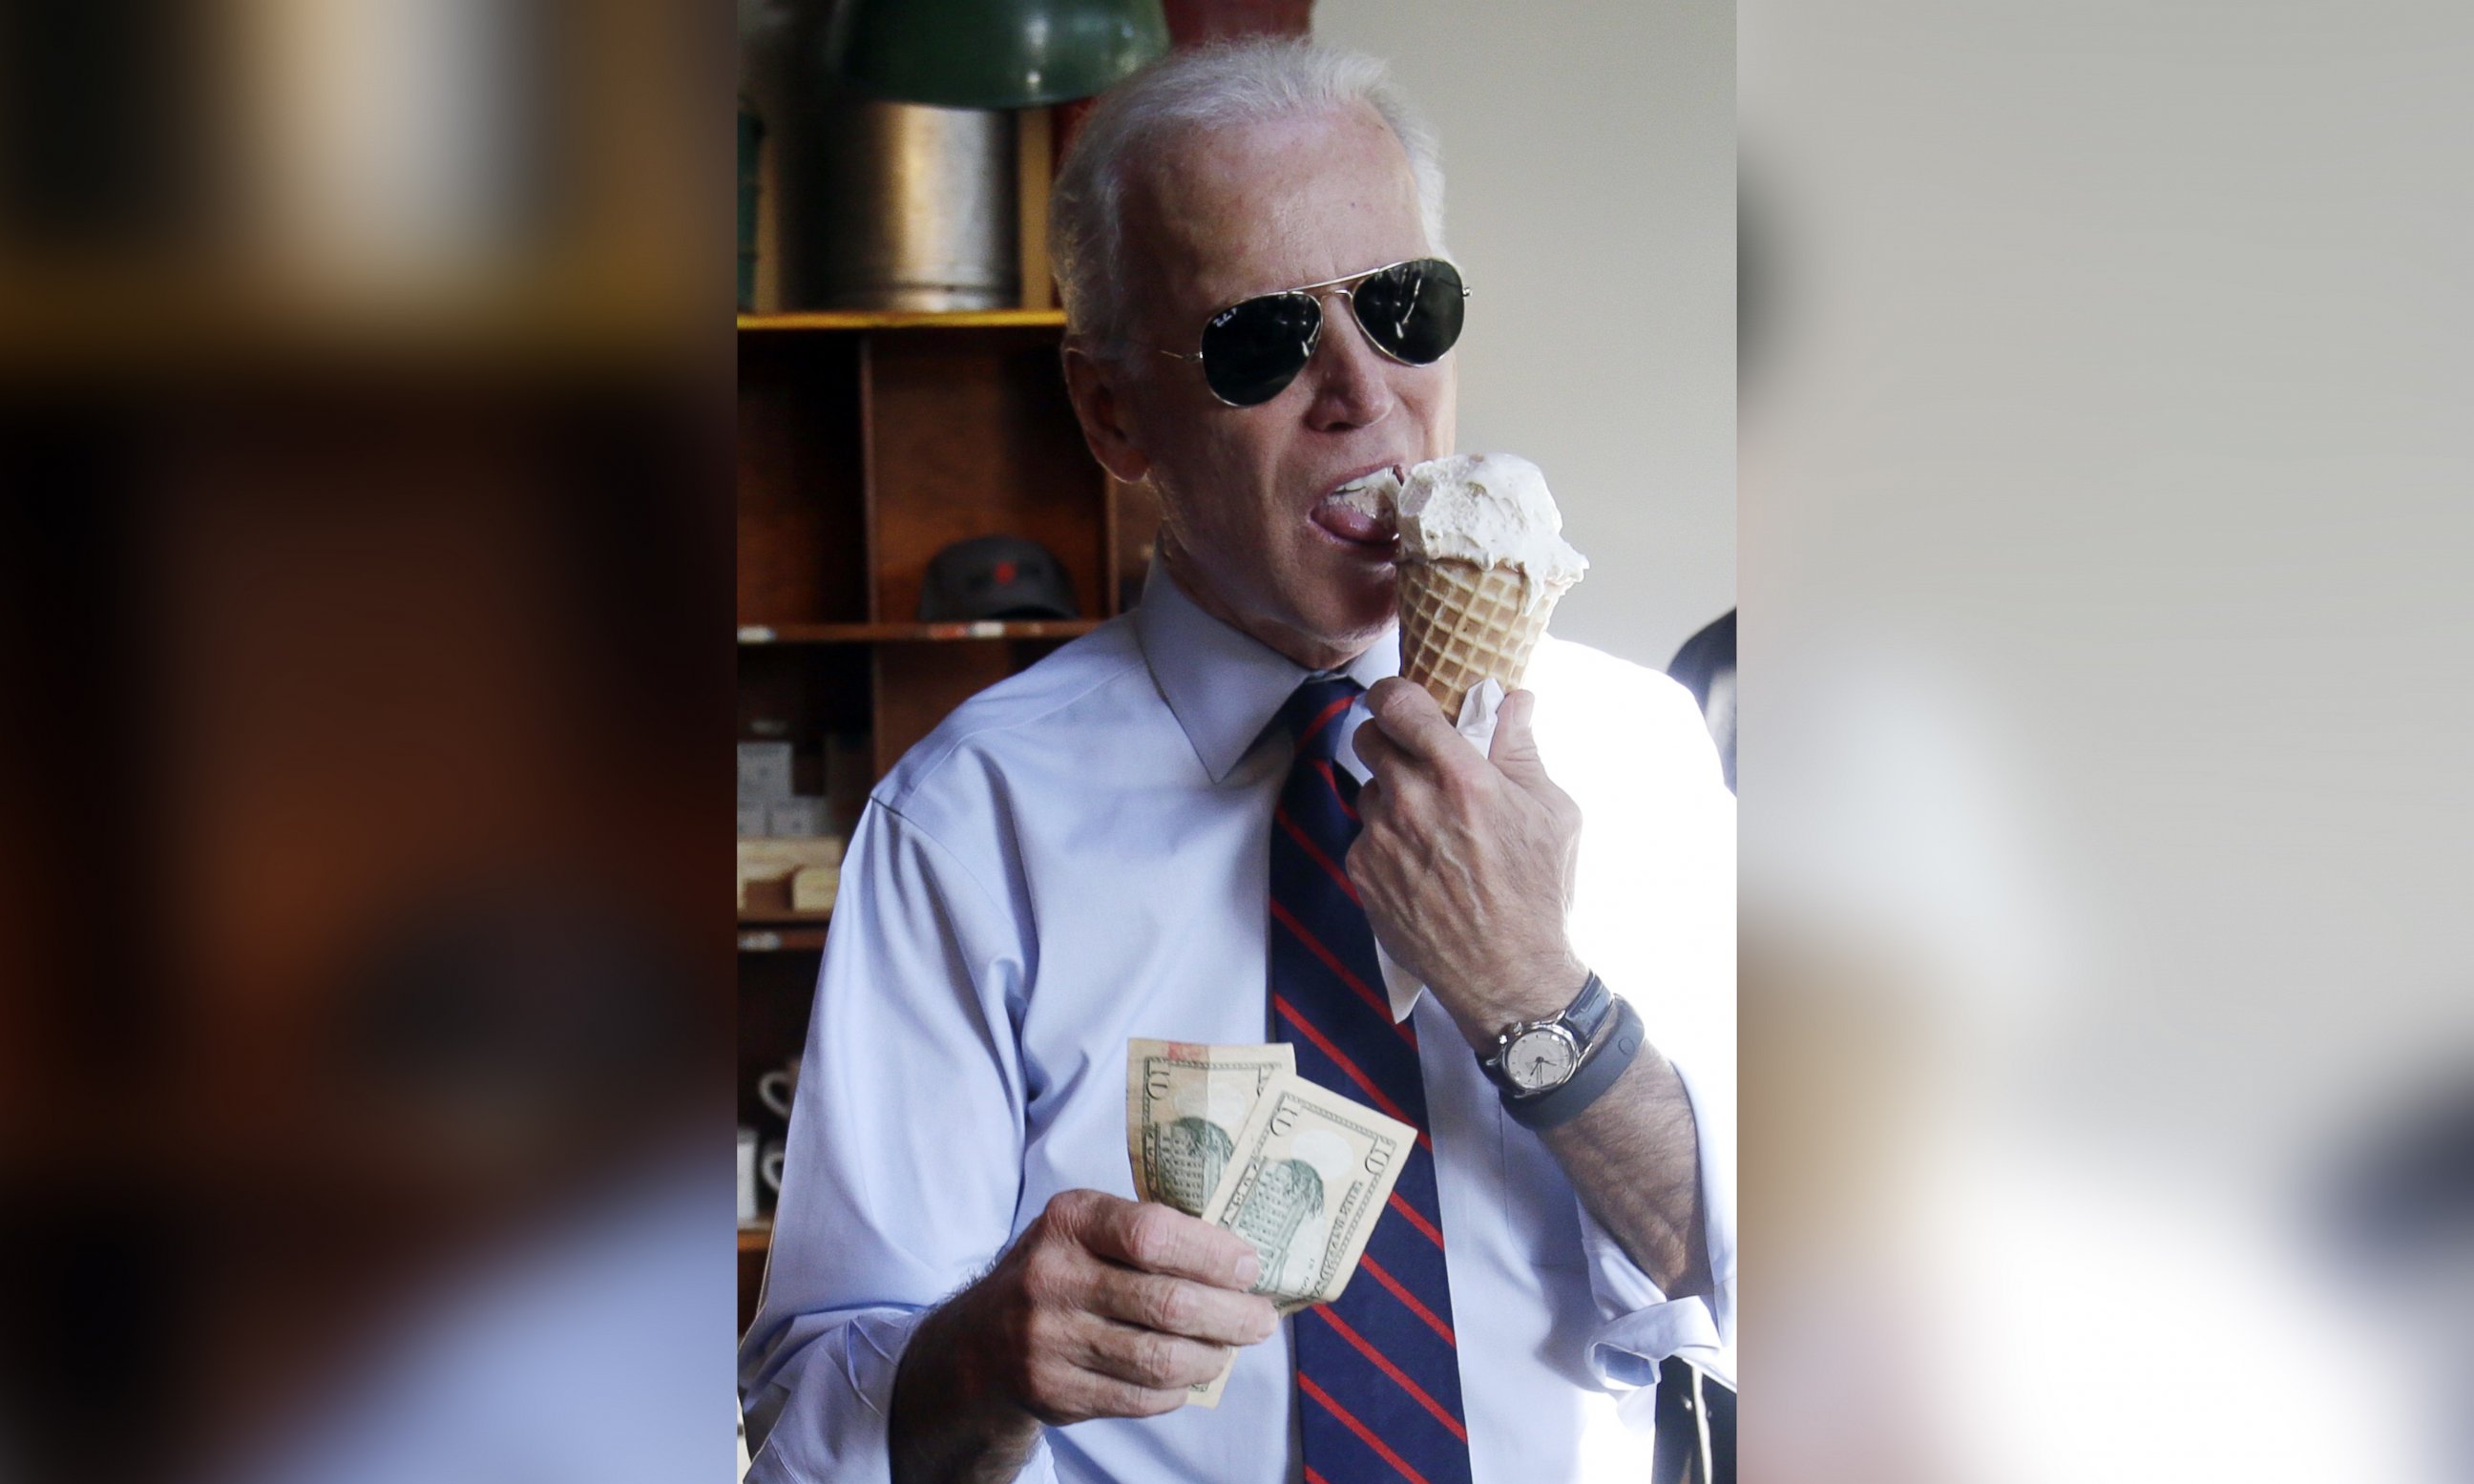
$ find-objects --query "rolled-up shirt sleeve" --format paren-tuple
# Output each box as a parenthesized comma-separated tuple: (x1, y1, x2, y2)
(1548, 653, 1739, 1409)
(1573, 1048, 1736, 1399)
(739, 798, 1054, 1484)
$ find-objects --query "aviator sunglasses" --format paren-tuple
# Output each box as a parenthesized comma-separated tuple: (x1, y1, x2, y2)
(1159, 257, 1470, 408)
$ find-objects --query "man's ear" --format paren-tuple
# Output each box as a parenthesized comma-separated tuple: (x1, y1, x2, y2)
(1061, 342, 1153, 487)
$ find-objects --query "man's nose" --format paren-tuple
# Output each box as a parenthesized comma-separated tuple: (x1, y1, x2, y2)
(1300, 291, 1399, 430)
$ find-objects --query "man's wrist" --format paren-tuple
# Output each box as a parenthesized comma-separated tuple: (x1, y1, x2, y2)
(1448, 955, 1591, 1053)
(891, 1287, 1041, 1484)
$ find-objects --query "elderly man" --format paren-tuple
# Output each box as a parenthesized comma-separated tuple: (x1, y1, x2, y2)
(739, 39, 1733, 1484)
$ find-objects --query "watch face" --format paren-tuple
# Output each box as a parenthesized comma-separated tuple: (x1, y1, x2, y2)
(1505, 1027, 1580, 1092)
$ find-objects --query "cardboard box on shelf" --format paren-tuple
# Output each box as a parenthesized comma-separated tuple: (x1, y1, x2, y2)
(736, 835, 846, 918)
(766, 797, 832, 838)
(791, 865, 840, 914)
(737, 742, 793, 804)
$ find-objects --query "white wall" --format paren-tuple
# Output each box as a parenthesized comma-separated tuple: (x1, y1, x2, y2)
(1315, 0, 1735, 671)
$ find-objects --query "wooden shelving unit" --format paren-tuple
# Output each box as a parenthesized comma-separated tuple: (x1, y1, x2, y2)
(736, 305, 1160, 1333)
(737, 618, 1101, 644)
(738, 308, 1067, 333)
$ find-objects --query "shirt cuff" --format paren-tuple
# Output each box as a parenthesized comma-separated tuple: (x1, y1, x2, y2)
(1576, 1211, 1730, 1387)
(743, 1307, 1057, 1484)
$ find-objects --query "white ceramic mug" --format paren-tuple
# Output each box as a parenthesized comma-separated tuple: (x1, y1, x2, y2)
(757, 1056, 802, 1120)
(761, 1139, 786, 1197)
(737, 1126, 761, 1227)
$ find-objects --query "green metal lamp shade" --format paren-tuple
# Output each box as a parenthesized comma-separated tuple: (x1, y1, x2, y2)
(828, 0, 1171, 109)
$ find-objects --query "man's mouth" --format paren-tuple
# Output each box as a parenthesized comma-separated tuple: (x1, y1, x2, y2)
(1310, 468, 1402, 546)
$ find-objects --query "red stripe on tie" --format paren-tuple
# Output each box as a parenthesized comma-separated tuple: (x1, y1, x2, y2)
(1275, 805, 1360, 904)
(1305, 1471, 1331, 1484)
(1268, 899, 1415, 1045)
(1296, 695, 1353, 750)
(1272, 995, 1433, 1152)
(1385, 1190, 1447, 1251)
(1299, 1372, 1432, 1484)
(1312, 759, 1359, 821)
(1360, 1252, 1457, 1346)
(1309, 1306, 1468, 1441)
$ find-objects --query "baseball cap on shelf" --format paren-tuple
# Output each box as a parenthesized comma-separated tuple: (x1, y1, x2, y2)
(919, 535, 1079, 621)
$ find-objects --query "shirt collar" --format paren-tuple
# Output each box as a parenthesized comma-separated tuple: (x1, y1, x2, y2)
(1132, 554, 1399, 785)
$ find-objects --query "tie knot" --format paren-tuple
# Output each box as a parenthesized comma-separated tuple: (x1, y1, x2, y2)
(1275, 677, 1363, 763)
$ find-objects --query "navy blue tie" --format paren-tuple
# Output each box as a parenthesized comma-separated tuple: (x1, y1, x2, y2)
(1268, 678, 1473, 1484)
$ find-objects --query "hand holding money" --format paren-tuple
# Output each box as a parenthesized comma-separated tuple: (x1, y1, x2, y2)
(1126, 1039, 1418, 1407)
(888, 1183, 1279, 1483)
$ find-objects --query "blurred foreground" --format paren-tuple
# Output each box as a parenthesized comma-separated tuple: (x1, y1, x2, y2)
(1742, 2, 2472, 1479)
(0, 1, 730, 1481)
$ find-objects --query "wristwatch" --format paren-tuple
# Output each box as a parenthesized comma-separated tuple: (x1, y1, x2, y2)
(1482, 973, 1616, 1097)
(1479, 972, 1647, 1131)
(1484, 973, 1647, 1131)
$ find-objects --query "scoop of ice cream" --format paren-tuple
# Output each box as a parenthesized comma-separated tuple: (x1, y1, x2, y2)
(1328, 468, 1403, 532)
(1390, 453, 1587, 613)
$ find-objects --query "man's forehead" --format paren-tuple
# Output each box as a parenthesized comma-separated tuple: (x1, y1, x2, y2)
(1122, 103, 1424, 313)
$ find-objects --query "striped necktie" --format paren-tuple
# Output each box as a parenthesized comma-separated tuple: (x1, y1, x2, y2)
(1267, 677, 1473, 1484)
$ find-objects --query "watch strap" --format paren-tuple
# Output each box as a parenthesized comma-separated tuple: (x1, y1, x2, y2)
(1504, 993, 1646, 1131)
(1561, 972, 1616, 1047)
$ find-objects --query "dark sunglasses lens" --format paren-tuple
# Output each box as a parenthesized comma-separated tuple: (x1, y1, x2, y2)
(1352, 259, 1466, 365)
(1199, 294, 1321, 407)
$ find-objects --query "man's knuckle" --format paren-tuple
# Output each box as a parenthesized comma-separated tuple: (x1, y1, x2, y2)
(1029, 1199, 1071, 1245)
(1134, 1332, 1181, 1384)
(1152, 1280, 1194, 1331)
(1247, 1297, 1278, 1342)
(1111, 1379, 1181, 1418)
(1125, 1206, 1177, 1267)
(1018, 1248, 1072, 1307)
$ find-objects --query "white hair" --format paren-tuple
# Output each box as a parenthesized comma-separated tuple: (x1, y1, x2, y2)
(1048, 39, 1448, 355)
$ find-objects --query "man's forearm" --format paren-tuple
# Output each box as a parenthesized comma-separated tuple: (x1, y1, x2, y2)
(1537, 1045, 1711, 1298)
(890, 1297, 1042, 1484)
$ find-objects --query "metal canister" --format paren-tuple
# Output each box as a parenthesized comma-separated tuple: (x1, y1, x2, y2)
(784, 92, 1019, 312)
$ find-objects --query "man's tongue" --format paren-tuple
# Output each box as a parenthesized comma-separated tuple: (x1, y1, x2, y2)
(1311, 500, 1393, 544)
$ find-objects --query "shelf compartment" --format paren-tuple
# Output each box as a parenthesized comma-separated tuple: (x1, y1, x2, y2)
(739, 333, 869, 625)
(864, 326, 1108, 627)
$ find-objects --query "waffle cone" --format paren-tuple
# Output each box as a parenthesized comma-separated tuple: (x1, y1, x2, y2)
(1394, 558, 1571, 720)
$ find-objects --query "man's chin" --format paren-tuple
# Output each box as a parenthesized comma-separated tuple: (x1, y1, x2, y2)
(1302, 581, 1399, 651)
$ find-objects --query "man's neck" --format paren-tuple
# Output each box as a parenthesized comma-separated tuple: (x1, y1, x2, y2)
(1159, 536, 1374, 675)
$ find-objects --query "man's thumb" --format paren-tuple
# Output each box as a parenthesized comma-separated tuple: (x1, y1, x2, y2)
(1488, 689, 1550, 787)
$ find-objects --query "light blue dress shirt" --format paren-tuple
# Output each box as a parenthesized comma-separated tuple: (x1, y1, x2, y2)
(740, 560, 1736, 1484)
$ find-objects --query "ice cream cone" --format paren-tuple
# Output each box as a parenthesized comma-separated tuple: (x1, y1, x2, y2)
(1394, 556, 1574, 721)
